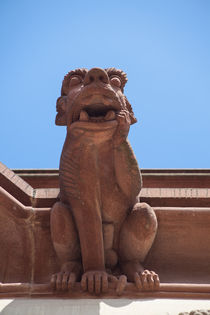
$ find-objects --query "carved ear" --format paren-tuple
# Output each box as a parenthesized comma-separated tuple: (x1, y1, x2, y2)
(55, 96, 67, 126)
(125, 97, 137, 125)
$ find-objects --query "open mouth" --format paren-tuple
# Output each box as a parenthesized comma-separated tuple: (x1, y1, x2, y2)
(73, 104, 116, 123)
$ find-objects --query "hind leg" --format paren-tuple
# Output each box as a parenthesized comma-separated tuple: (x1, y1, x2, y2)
(119, 202, 159, 290)
(50, 201, 82, 290)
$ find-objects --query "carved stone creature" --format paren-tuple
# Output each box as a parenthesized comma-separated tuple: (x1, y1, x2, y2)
(51, 67, 159, 294)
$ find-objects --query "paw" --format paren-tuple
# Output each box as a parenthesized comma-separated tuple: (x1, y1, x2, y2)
(81, 271, 127, 296)
(114, 110, 131, 145)
(116, 110, 131, 126)
(134, 270, 160, 291)
(81, 270, 111, 295)
(51, 271, 77, 291)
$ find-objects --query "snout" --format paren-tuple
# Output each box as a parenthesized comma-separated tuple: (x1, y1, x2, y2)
(84, 68, 109, 86)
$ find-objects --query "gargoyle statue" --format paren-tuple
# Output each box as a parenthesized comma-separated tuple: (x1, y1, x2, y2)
(50, 67, 159, 295)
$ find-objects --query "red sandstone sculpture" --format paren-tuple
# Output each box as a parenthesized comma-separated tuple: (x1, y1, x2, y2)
(50, 67, 160, 294)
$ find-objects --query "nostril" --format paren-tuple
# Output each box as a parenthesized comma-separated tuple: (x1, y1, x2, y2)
(85, 69, 109, 85)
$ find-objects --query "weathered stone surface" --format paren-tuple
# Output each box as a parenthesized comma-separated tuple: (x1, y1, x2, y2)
(50, 67, 159, 294)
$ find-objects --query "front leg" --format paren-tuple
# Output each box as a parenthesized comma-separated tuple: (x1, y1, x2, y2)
(113, 110, 142, 204)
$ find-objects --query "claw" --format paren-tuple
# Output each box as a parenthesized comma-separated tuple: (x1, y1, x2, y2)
(68, 273, 76, 291)
(116, 275, 127, 296)
(51, 274, 57, 290)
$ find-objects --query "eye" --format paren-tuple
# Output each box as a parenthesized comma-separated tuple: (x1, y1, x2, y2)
(69, 75, 82, 87)
(110, 76, 121, 88)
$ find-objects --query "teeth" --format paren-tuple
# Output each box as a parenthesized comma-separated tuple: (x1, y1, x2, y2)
(104, 110, 116, 121)
(79, 110, 89, 121)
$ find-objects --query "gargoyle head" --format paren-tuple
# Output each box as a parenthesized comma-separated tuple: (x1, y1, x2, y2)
(55, 67, 137, 127)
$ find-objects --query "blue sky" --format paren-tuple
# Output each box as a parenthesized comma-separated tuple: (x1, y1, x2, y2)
(0, 0, 209, 169)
